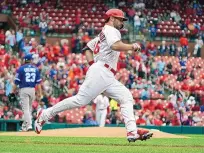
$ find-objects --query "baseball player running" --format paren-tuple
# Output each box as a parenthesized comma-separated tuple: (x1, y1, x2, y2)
(35, 8, 153, 142)
(12, 54, 42, 131)
(94, 93, 109, 127)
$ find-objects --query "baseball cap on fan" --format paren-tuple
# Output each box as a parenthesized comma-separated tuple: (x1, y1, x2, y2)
(105, 8, 128, 21)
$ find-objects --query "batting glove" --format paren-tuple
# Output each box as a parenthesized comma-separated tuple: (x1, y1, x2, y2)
(132, 43, 141, 52)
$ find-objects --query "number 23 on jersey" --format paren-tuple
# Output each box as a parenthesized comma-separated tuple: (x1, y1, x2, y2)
(25, 72, 36, 82)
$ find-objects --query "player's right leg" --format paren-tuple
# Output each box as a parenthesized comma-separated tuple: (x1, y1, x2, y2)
(19, 88, 32, 131)
(35, 64, 111, 134)
(104, 79, 153, 142)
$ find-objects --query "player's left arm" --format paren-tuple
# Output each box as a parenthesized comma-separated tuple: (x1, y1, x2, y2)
(36, 84, 42, 97)
(35, 68, 42, 97)
(12, 68, 21, 93)
(85, 49, 94, 65)
(82, 46, 94, 65)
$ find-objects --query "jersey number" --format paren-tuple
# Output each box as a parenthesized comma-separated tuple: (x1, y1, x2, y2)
(93, 41, 100, 54)
(25, 73, 36, 82)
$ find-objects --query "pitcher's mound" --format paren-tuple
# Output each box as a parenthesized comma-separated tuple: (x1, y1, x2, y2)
(0, 127, 188, 138)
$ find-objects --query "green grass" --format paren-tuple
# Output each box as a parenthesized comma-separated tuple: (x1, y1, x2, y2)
(0, 135, 204, 153)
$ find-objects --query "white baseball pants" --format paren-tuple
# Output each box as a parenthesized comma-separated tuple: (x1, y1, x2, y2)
(96, 108, 107, 127)
(43, 61, 137, 133)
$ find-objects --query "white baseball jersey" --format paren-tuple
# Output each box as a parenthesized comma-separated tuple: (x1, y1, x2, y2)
(87, 25, 121, 70)
(94, 94, 109, 110)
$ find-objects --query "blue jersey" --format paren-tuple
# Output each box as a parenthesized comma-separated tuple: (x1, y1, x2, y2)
(14, 64, 42, 88)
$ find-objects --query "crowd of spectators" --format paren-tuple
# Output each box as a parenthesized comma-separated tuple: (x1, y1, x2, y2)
(0, 0, 203, 47)
(0, 0, 203, 127)
(118, 0, 204, 40)
(0, 26, 203, 126)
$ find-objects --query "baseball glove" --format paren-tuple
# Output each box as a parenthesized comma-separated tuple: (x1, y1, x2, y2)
(8, 93, 17, 102)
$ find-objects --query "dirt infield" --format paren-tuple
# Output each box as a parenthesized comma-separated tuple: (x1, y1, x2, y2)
(0, 127, 188, 138)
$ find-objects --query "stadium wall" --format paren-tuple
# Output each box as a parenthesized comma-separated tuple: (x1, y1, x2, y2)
(0, 119, 204, 134)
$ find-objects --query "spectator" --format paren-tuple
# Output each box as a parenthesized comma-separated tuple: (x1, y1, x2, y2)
(0, 73, 5, 91)
(138, 0, 145, 10)
(6, 29, 16, 51)
(127, 7, 135, 23)
(136, 114, 146, 125)
(149, 24, 157, 40)
(201, 105, 204, 112)
(157, 58, 165, 76)
(34, 0, 40, 5)
(166, 62, 173, 74)
(56, 0, 63, 9)
(183, 115, 194, 126)
(74, 8, 82, 33)
(118, 1, 126, 8)
(16, 29, 23, 50)
(155, 83, 164, 95)
(140, 87, 150, 100)
(0, 45, 6, 55)
(186, 96, 196, 106)
(22, 39, 32, 55)
(5, 76, 13, 96)
(63, 17, 69, 28)
(86, 23, 95, 36)
(138, 61, 146, 79)
(140, 13, 148, 31)
(180, 33, 188, 48)
(179, 56, 187, 73)
(39, 19, 48, 34)
(39, 10, 48, 22)
(134, 12, 141, 35)
(195, 36, 203, 57)
(172, 11, 181, 23)
(158, 41, 168, 56)
(20, 0, 27, 7)
(147, 41, 157, 56)
(0, 29, 5, 45)
(82, 111, 98, 126)
(169, 40, 177, 56)
(153, 114, 163, 126)
(81, 32, 91, 48)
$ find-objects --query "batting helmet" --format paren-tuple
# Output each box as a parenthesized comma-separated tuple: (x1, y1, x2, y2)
(105, 9, 128, 21)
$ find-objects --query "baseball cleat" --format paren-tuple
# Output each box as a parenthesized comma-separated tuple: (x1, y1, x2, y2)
(19, 126, 32, 132)
(127, 129, 153, 142)
(27, 126, 33, 131)
(34, 109, 45, 134)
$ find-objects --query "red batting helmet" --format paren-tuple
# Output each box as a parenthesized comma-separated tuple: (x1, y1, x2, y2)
(105, 9, 128, 21)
